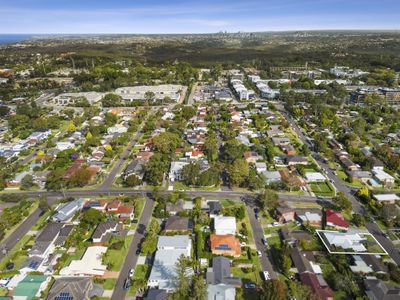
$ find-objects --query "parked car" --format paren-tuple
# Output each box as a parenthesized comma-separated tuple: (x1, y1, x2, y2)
(257, 250, 262, 257)
(123, 278, 131, 290)
(261, 238, 267, 245)
(129, 268, 134, 278)
(244, 283, 256, 289)
(263, 271, 271, 281)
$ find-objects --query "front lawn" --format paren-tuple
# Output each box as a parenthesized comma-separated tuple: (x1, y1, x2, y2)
(104, 235, 134, 271)
(310, 181, 334, 196)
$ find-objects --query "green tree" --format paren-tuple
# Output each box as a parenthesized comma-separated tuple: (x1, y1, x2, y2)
(190, 274, 207, 300)
(181, 163, 201, 186)
(171, 255, 192, 300)
(226, 159, 249, 187)
(68, 168, 92, 187)
(352, 213, 365, 227)
(124, 175, 142, 187)
(258, 189, 279, 211)
(261, 279, 287, 300)
(153, 132, 181, 154)
(333, 192, 352, 213)
(81, 208, 105, 228)
(20, 174, 34, 190)
(102, 93, 122, 107)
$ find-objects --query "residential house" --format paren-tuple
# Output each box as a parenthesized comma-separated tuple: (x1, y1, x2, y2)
(305, 172, 326, 183)
(276, 204, 295, 223)
(349, 255, 373, 273)
(148, 235, 192, 292)
(13, 275, 49, 300)
(63, 160, 85, 180)
(136, 151, 154, 161)
(373, 194, 400, 204)
(164, 216, 193, 232)
(46, 277, 103, 300)
(169, 161, 190, 182)
(31, 170, 51, 189)
(91, 221, 122, 244)
(286, 155, 309, 166)
(372, 167, 395, 188)
(272, 137, 291, 146)
(60, 246, 108, 277)
(325, 210, 349, 230)
(210, 234, 241, 257)
(55, 142, 75, 151)
(364, 277, 400, 300)
(322, 231, 367, 252)
(206, 256, 242, 286)
(207, 284, 236, 300)
(52, 198, 86, 222)
(255, 162, 267, 173)
(30, 223, 64, 258)
(123, 160, 146, 181)
(214, 216, 236, 235)
(300, 272, 334, 300)
(280, 228, 312, 246)
(144, 289, 167, 300)
(296, 209, 322, 227)
(243, 151, 263, 164)
(208, 201, 222, 218)
(263, 171, 282, 185)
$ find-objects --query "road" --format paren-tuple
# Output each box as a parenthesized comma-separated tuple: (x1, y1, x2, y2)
(99, 108, 157, 190)
(246, 206, 277, 280)
(282, 108, 400, 265)
(111, 198, 155, 300)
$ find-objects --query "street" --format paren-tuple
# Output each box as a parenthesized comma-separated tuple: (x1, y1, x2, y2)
(247, 206, 277, 280)
(111, 198, 155, 300)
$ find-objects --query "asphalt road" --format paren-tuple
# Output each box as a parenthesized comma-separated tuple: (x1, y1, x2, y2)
(246, 206, 277, 280)
(111, 198, 155, 300)
(283, 109, 400, 265)
(99, 109, 157, 190)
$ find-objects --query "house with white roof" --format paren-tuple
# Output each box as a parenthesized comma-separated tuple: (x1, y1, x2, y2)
(169, 161, 190, 182)
(372, 167, 395, 187)
(60, 246, 107, 277)
(52, 198, 86, 222)
(305, 172, 326, 182)
(373, 194, 400, 204)
(147, 235, 192, 292)
(214, 216, 236, 235)
(56, 142, 75, 151)
(322, 231, 367, 252)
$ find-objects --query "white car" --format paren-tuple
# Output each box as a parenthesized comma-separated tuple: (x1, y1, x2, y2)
(263, 271, 271, 280)
(128, 268, 134, 278)
(257, 250, 262, 257)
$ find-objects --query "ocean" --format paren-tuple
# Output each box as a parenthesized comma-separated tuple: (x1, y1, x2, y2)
(0, 34, 33, 44)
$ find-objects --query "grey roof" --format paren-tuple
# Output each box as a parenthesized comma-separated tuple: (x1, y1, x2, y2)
(91, 221, 120, 242)
(157, 235, 191, 249)
(208, 201, 221, 215)
(206, 257, 242, 286)
(30, 241, 52, 256)
(166, 199, 184, 213)
(22, 256, 44, 271)
(46, 277, 103, 300)
(36, 223, 64, 242)
(207, 284, 236, 300)
(290, 247, 313, 273)
(54, 225, 75, 246)
(123, 160, 146, 179)
(144, 289, 167, 300)
(362, 255, 388, 273)
(53, 198, 85, 222)
(364, 278, 400, 300)
(164, 216, 193, 232)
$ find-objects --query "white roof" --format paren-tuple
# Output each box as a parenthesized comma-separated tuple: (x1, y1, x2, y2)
(324, 231, 367, 252)
(157, 235, 191, 249)
(214, 216, 236, 231)
(305, 172, 326, 181)
(373, 194, 400, 202)
(372, 169, 395, 181)
(300, 212, 321, 222)
(60, 246, 107, 276)
(207, 284, 236, 300)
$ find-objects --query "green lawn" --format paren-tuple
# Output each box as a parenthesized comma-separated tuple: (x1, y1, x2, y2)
(128, 264, 150, 296)
(310, 181, 335, 196)
(0, 234, 32, 273)
(103, 278, 117, 290)
(104, 235, 134, 271)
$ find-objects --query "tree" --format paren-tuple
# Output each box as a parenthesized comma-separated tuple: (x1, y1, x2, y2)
(356, 185, 369, 201)
(102, 93, 122, 107)
(203, 134, 218, 161)
(81, 208, 105, 228)
(153, 132, 181, 154)
(38, 197, 50, 212)
(226, 159, 249, 187)
(333, 192, 352, 213)
(68, 168, 92, 187)
(222, 139, 246, 163)
(258, 189, 279, 211)
(20, 174, 34, 190)
(124, 175, 142, 187)
(181, 163, 201, 186)
(68, 121, 76, 133)
(261, 279, 286, 300)
(352, 213, 365, 227)
(171, 255, 192, 300)
(190, 275, 207, 300)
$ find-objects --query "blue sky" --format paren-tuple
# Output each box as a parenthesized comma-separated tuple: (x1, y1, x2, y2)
(1, 0, 399, 34)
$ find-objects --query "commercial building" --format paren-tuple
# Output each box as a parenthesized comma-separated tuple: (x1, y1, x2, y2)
(115, 85, 183, 102)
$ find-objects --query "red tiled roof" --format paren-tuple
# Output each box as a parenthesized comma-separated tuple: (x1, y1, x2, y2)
(326, 209, 349, 228)
(300, 272, 334, 300)
(210, 234, 241, 256)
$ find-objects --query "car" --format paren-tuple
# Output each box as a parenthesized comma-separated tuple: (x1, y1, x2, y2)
(255, 213, 259, 220)
(136, 248, 141, 255)
(244, 283, 256, 289)
(383, 233, 389, 238)
(257, 250, 262, 257)
(262, 271, 271, 280)
(129, 268, 134, 278)
(123, 278, 131, 290)
(254, 208, 259, 214)
(261, 238, 267, 245)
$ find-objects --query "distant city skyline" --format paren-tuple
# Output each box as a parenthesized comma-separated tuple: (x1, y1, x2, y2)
(1, 0, 400, 34)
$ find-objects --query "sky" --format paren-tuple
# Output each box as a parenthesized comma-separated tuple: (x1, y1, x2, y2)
(1, 0, 400, 34)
